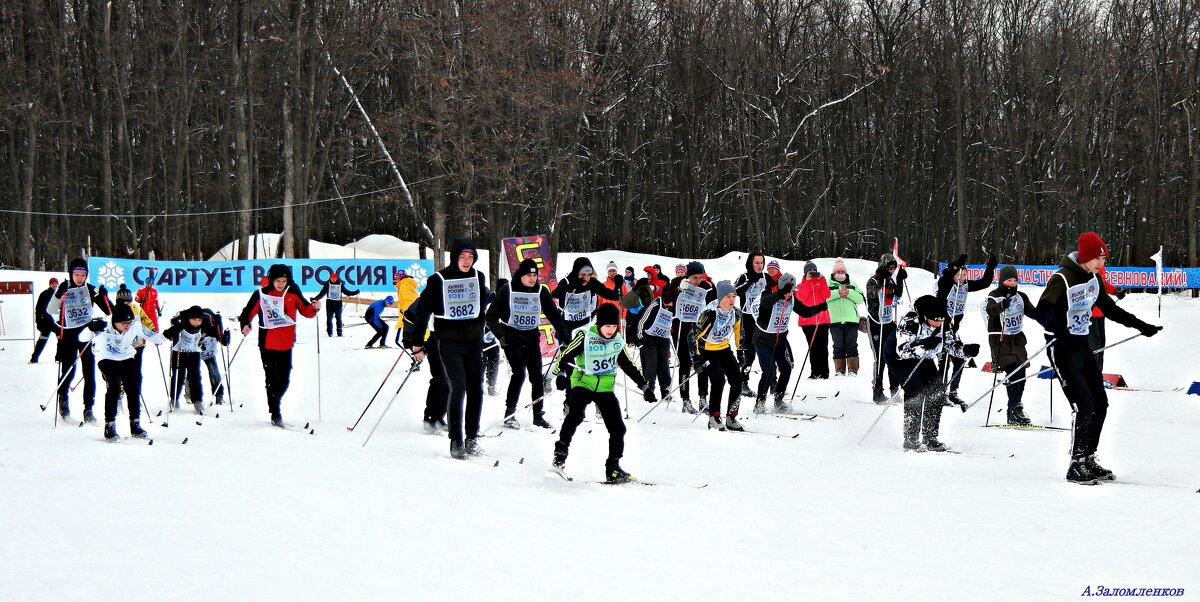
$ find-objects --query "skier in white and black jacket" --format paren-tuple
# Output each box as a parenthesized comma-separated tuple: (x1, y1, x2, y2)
(46, 258, 112, 422)
(934, 253, 996, 403)
(485, 258, 568, 429)
(410, 238, 491, 459)
(1033, 232, 1161, 485)
(751, 273, 828, 414)
(635, 294, 674, 403)
(734, 251, 768, 396)
(886, 295, 979, 452)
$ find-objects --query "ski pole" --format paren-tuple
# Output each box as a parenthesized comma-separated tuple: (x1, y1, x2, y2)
(984, 369, 998, 427)
(139, 394, 154, 424)
(220, 336, 234, 413)
(788, 321, 821, 400)
(229, 331, 249, 365)
(346, 349, 407, 432)
(1091, 332, 1143, 355)
(40, 339, 95, 413)
(361, 359, 423, 448)
(316, 311, 322, 422)
(857, 350, 931, 446)
(964, 338, 1055, 411)
(637, 367, 695, 423)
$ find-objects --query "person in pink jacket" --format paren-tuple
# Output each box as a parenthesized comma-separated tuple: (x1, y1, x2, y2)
(796, 261, 832, 379)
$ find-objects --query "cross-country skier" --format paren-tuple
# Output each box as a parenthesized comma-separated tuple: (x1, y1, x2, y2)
(198, 308, 231, 405)
(734, 252, 768, 397)
(663, 261, 714, 414)
(238, 264, 321, 427)
(827, 258, 865, 376)
(392, 269, 419, 346)
(1033, 232, 1162, 484)
(30, 278, 59, 364)
(692, 281, 746, 431)
(797, 261, 833, 379)
(984, 265, 1037, 425)
(164, 306, 223, 415)
(865, 254, 907, 403)
(81, 302, 167, 441)
(935, 254, 996, 404)
(364, 296, 395, 348)
(634, 285, 674, 403)
(888, 295, 979, 451)
(485, 259, 568, 429)
(410, 239, 490, 459)
(46, 258, 111, 422)
(401, 297, 449, 433)
(550, 303, 650, 483)
(134, 271, 162, 331)
(751, 273, 828, 413)
(313, 272, 359, 337)
(550, 257, 623, 410)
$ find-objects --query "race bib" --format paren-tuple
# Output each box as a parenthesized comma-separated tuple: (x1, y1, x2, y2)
(742, 279, 766, 315)
(441, 274, 481, 320)
(174, 330, 202, 353)
(563, 291, 594, 323)
(758, 297, 792, 334)
(947, 283, 968, 317)
(676, 286, 707, 323)
(643, 305, 674, 339)
(704, 309, 737, 344)
(506, 291, 542, 330)
(582, 328, 623, 376)
(201, 336, 219, 360)
(1063, 275, 1099, 336)
(328, 283, 342, 301)
(879, 291, 895, 325)
(259, 293, 296, 329)
(62, 286, 93, 329)
(1000, 295, 1024, 335)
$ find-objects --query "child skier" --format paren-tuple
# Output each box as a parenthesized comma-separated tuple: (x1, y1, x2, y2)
(550, 304, 651, 483)
(46, 258, 111, 422)
(888, 295, 979, 451)
(663, 261, 714, 414)
(551, 257, 623, 408)
(239, 264, 321, 427)
(484, 259, 568, 429)
(935, 254, 996, 404)
(1033, 232, 1162, 484)
(827, 258, 865, 376)
(364, 296, 396, 348)
(163, 306, 223, 415)
(313, 272, 359, 337)
(866, 254, 907, 403)
(984, 265, 1037, 425)
(82, 303, 168, 440)
(692, 281, 746, 431)
(199, 308, 231, 405)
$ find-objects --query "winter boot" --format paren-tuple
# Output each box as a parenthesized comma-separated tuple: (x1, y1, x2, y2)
(707, 415, 725, 431)
(103, 421, 119, 441)
(129, 420, 148, 439)
(1007, 405, 1032, 426)
(1084, 454, 1115, 480)
(833, 358, 846, 376)
(193, 401, 204, 416)
(698, 396, 709, 414)
(465, 437, 484, 457)
(847, 357, 860, 376)
(873, 388, 888, 404)
(924, 439, 948, 452)
(945, 391, 965, 407)
(725, 415, 745, 432)
(422, 419, 439, 434)
(902, 398, 922, 450)
(503, 415, 520, 429)
(643, 390, 657, 403)
(773, 392, 790, 414)
(82, 406, 97, 425)
(58, 398, 71, 420)
(215, 393, 225, 406)
(740, 382, 754, 398)
(450, 440, 467, 460)
(532, 413, 553, 429)
(604, 461, 634, 484)
(753, 395, 767, 414)
(681, 399, 698, 415)
(903, 440, 923, 451)
(1066, 459, 1099, 485)
(271, 412, 284, 428)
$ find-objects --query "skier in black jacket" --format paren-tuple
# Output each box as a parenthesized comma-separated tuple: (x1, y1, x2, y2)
(410, 238, 490, 459)
(934, 253, 996, 404)
(485, 258, 568, 429)
(401, 298, 449, 434)
(662, 261, 715, 414)
(1033, 232, 1161, 485)
(312, 272, 359, 336)
(163, 305, 223, 415)
(734, 251, 768, 397)
(30, 278, 59, 364)
(46, 258, 112, 422)
(865, 253, 907, 403)
(751, 273, 828, 414)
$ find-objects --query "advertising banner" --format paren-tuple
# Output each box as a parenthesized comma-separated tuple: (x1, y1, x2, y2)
(86, 257, 435, 294)
(501, 235, 560, 357)
(936, 263, 1199, 290)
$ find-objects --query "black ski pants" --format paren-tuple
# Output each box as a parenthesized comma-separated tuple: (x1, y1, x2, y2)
(940, 315, 967, 392)
(259, 348, 293, 417)
(739, 323, 759, 380)
(829, 323, 860, 359)
(99, 357, 142, 423)
(999, 362, 1027, 410)
(1048, 338, 1109, 459)
(422, 337, 449, 423)
(325, 300, 344, 336)
(57, 327, 97, 411)
(891, 357, 943, 444)
(1089, 317, 1107, 373)
(675, 321, 708, 401)
(800, 324, 830, 378)
(202, 355, 225, 397)
(436, 337, 484, 444)
(700, 347, 742, 416)
(503, 341, 546, 417)
(171, 351, 203, 404)
(869, 321, 898, 393)
(639, 336, 672, 396)
(754, 338, 793, 397)
(555, 387, 626, 467)
(483, 344, 500, 389)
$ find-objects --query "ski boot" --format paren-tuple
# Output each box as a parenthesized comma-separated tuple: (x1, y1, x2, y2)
(1066, 459, 1099, 485)
(643, 390, 657, 403)
(1007, 405, 1032, 426)
(129, 420, 148, 439)
(707, 415, 725, 431)
(532, 413, 553, 429)
(487, 385, 499, 397)
(725, 415, 744, 432)
(924, 439, 948, 452)
(193, 401, 204, 416)
(271, 412, 285, 428)
(773, 392, 790, 414)
(422, 419, 439, 434)
(215, 393, 225, 406)
(82, 406, 97, 425)
(681, 399, 698, 414)
(903, 440, 923, 451)
(605, 462, 634, 484)
(503, 415, 520, 430)
(740, 383, 754, 398)
(58, 398, 71, 421)
(1084, 454, 1115, 481)
(450, 440, 467, 460)
(873, 389, 888, 404)
(698, 396, 709, 414)
(363, 344, 374, 349)
(945, 391, 965, 407)
(465, 437, 484, 457)
(753, 395, 767, 414)
(103, 421, 119, 441)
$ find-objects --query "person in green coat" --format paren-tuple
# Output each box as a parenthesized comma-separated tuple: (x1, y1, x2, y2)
(827, 258, 865, 376)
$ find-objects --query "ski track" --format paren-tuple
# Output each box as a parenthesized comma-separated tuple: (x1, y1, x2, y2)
(1, 254, 1197, 600)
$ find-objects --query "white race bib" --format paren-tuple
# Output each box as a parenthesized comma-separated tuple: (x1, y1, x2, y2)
(947, 283, 969, 317)
(506, 291, 542, 331)
(563, 291, 594, 323)
(1063, 275, 1099, 336)
(441, 275, 481, 320)
(582, 328, 623, 376)
(742, 279, 766, 316)
(676, 286, 707, 323)
(201, 336, 219, 360)
(703, 309, 738, 345)
(999, 295, 1024, 335)
(758, 297, 792, 334)
(62, 287, 93, 329)
(643, 305, 674, 339)
(328, 283, 342, 301)
(259, 292, 296, 329)
(174, 330, 202, 353)
(879, 291, 896, 325)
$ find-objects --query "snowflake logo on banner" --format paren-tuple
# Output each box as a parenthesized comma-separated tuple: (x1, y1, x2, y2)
(96, 261, 125, 289)
(407, 263, 429, 289)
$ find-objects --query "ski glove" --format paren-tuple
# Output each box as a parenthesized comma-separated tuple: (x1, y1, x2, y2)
(986, 255, 998, 270)
(962, 343, 980, 357)
(640, 382, 653, 394)
(88, 318, 107, 333)
(917, 335, 942, 349)
(1137, 323, 1163, 338)
(693, 360, 708, 374)
(221, 329, 232, 346)
(555, 373, 569, 391)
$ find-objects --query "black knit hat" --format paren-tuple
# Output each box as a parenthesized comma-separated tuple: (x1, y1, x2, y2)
(184, 305, 206, 320)
(69, 257, 88, 274)
(111, 303, 135, 324)
(914, 295, 948, 320)
(266, 264, 291, 282)
(515, 258, 539, 279)
(595, 303, 620, 328)
(686, 261, 705, 277)
(998, 265, 1019, 283)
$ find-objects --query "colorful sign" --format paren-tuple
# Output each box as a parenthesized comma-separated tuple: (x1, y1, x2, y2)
(86, 257, 434, 294)
(501, 235, 559, 357)
(936, 263, 1200, 290)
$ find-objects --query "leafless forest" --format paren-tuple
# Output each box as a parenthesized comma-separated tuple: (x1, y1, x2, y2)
(2, 0, 1198, 272)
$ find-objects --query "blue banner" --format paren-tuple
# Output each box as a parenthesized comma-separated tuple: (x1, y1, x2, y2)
(935, 263, 1200, 289)
(87, 257, 435, 294)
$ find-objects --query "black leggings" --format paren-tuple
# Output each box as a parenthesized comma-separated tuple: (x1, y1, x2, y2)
(754, 339, 793, 397)
(800, 324, 830, 378)
(555, 387, 626, 466)
(436, 338, 484, 444)
(259, 348, 293, 417)
(701, 347, 743, 416)
(503, 341, 546, 416)
(1048, 340, 1109, 459)
(57, 328, 97, 409)
(869, 321, 898, 392)
(325, 300, 344, 335)
(99, 357, 143, 423)
(675, 322, 708, 400)
(639, 336, 672, 395)
(171, 351, 203, 404)
(422, 337, 449, 423)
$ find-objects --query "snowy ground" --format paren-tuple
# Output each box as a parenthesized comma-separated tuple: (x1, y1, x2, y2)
(1, 247, 1197, 601)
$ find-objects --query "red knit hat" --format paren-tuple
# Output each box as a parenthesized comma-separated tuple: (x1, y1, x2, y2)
(1077, 232, 1109, 264)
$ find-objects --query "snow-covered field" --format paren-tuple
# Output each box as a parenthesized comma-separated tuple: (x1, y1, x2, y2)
(1, 243, 1197, 601)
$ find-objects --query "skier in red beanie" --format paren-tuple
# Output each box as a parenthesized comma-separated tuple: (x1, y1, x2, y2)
(1034, 232, 1162, 485)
